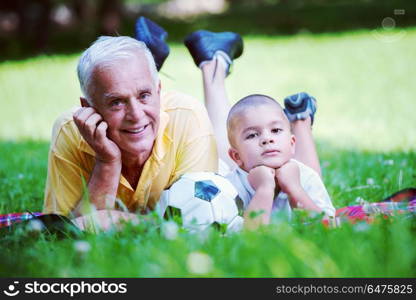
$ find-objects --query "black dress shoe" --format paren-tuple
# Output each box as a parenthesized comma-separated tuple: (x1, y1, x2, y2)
(135, 16, 170, 71)
(184, 30, 243, 75)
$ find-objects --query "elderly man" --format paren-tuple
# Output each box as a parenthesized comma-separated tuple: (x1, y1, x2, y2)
(43, 35, 218, 218)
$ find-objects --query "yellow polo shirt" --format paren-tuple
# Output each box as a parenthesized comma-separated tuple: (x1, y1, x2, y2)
(43, 91, 218, 216)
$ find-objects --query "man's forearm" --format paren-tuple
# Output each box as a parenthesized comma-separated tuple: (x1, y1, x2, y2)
(74, 160, 122, 216)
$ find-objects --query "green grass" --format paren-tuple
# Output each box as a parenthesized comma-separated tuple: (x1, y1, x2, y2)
(0, 28, 415, 277)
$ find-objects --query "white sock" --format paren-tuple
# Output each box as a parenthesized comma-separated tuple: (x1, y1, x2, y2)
(198, 50, 231, 75)
(214, 50, 231, 70)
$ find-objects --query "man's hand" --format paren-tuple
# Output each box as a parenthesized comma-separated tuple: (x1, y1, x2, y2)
(248, 165, 276, 192)
(72, 107, 122, 214)
(275, 160, 302, 195)
(73, 107, 121, 164)
(72, 210, 139, 232)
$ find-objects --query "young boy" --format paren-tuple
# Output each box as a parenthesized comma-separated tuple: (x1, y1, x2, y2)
(224, 94, 335, 228)
(183, 30, 336, 228)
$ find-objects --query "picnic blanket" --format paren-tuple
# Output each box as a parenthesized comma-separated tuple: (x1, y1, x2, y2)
(0, 212, 81, 238)
(322, 187, 416, 226)
(1, 188, 415, 233)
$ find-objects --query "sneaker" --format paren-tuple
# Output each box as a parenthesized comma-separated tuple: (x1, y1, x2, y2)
(283, 92, 317, 125)
(135, 16, 170, 71)
(184, 30, 243, 76)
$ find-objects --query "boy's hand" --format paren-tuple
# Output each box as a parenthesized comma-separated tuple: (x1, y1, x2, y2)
(73, 107, 121, 164)
(244, 166, 276, 229)
(275, 161, 302, 195)
(248, 165, 275, 192)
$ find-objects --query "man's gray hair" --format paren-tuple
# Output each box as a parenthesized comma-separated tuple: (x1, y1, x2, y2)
(77, 36, 159, 103)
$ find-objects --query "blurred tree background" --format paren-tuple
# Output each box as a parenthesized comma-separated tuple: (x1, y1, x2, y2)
(1, 0, 415, 61)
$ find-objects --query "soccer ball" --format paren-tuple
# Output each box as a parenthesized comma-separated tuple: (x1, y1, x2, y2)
(156, 172, 244, 233)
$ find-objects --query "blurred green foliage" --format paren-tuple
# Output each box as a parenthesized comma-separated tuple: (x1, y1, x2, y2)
(1, 0, 415, 60)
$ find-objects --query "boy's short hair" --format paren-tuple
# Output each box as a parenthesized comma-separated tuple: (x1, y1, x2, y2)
(226, 94, 287, 146)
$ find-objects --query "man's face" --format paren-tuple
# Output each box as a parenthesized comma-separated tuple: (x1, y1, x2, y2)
(230, 104, 295, 172)
(89, 55, 160, 160)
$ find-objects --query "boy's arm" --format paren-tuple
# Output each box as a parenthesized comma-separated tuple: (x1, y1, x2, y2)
(244, 166, 276, 230)
(299, 167, 336, 217)
(275, 161, 322, 213)
(286, 186, 322, 212)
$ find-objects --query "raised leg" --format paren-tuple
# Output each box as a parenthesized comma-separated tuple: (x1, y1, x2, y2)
(184, 30, 243, 171)
(200, 57, 235, 169)
(291, 117, 321, 176)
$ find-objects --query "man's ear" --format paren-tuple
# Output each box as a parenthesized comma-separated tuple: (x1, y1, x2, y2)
(228, 148, 244, 168)
(290, 134, 296, 155)
(80, 97, 90, 108)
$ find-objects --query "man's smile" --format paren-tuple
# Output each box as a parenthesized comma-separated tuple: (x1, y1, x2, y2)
(121, 123, 150, 136)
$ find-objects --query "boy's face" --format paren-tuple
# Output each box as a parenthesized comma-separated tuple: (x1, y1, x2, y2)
(229, 104, 295, 172)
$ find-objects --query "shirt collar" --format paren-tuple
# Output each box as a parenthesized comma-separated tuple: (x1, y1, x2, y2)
(151, 109, 171, 163)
